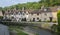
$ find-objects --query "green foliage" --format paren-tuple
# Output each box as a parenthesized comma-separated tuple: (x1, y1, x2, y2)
(57, 10, 60, 25)
(52, 20, 57, 23)
(35, 33, 39, 35)
(51, 24, 58, 32)
(17, 32, 28, 35)
(0, 7, 3, 11)
(40, 0, 60, 6)
(57, 10, 60, 35)
(9, 26, 28, 35)
(0, 0, 60, 11)
(0, 16, 3, 19)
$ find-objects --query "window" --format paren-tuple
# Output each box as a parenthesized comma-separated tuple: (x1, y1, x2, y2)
(33, 18, 35, 21)
(37, 13, 39, 15)
(11, 17, 14, 19)
(49, 17, 52, 22)
(37, 17, 39, 20)
(21, 18, 26, 21)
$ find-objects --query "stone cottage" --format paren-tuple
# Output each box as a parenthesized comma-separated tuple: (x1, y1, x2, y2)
(3, 6, 58, 22)
(25, 6, 58, 22)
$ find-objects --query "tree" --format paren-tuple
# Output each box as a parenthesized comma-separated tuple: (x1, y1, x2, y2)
(0, 7, 2, 11)
(57, 10, 60, 35)
(2, 0, 60, 10)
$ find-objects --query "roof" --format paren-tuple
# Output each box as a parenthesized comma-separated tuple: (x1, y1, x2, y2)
(50, 7, 58, 12)
(29, 7, 52, 14)
(29, 6, 60, 14)
(4, 6, 59, 14)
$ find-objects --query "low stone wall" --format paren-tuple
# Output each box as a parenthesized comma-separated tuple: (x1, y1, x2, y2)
(41, 22, 58, 30)
(1, 21, 58, 30)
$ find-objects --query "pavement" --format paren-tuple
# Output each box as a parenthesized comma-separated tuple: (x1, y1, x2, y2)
(0, 24, 9, 35)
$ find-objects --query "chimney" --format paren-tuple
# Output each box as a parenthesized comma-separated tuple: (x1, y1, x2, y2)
(22, 7, 25, 12)
(14, 8, 16, 10)
(41, 5, 44, 10)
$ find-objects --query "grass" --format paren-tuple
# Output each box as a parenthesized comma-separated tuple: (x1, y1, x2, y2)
(35, 33, 39, 35)
(9, 26, 28, 35)
(15, 29, 28, 35)
(17, 30, 28, 35)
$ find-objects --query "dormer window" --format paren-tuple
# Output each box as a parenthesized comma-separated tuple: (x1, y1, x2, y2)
(37, 13, 39, 15)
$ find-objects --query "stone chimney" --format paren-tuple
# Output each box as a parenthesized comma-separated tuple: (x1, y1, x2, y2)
(14, 8, 16, 10)
(41, 5, 44, 10)
(22, 7, 25, 12)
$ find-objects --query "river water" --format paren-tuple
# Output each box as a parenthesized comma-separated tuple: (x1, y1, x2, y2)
(23, 26, 53, 35)
(0, 24, 9, 35)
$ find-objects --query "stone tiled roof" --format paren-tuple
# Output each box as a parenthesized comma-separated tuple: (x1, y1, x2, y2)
(50, 7, 58, 12)
(29, 7, 52, 14)
(4, 6, 59, 14)
(29, 6, 60, 14)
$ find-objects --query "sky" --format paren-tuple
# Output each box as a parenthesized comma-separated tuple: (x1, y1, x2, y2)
(0, 0, 40, 7)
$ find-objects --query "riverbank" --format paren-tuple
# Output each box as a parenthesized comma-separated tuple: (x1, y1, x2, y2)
(9, 26, 28, 35)
(9, 26, 54, 35)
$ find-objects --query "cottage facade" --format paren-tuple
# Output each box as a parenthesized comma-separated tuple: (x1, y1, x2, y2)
(3, 6, 58, 22)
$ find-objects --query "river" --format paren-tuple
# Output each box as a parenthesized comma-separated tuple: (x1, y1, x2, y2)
(23, 26, 53, 35)
(0, 24, 9, 35)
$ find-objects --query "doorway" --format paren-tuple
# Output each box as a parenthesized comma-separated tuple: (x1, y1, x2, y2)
(49, 17, 53, 22)
(33, 18, 35, 21)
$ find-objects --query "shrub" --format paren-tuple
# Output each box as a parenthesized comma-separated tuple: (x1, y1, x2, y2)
(57, 10, 60, 35)
(51, 24, 58, 32)
(39, 19, 41, 22)
(35, 33, 39, 35)
(46, 20, 50, 22)
(0, 16, 3, 19)
(52, 20, 57, 23)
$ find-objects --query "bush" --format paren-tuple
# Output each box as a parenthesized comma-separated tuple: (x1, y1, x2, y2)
(51, 24, 58, 32)
(0, 16, 3, 19)
(46, 20, 50, 22)
(35, 33, 39, 35)
(17, 31, 28, 35)
(52, 20, 57, 23)
(39, 20, 41, 22)
(57, 10, 60, 35)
